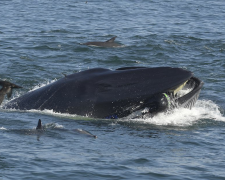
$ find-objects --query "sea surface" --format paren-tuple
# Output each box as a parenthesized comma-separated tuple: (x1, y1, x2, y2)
(1, 0, 225, 179)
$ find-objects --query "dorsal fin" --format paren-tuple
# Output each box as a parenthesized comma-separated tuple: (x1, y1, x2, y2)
(36, 119, 43, 130)
(106, 36, 117, 43)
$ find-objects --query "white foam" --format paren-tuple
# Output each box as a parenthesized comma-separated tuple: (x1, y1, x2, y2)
(0, 127, 7, 130)
(124, 100, 225, 126)
(54, 123, 64, 129)
(44, 122, 64, 129)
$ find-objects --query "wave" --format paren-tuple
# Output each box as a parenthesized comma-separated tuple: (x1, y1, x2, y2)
(0, 127, 7, 130)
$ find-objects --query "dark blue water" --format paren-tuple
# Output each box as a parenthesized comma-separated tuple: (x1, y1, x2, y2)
(1, 0, 225, 179)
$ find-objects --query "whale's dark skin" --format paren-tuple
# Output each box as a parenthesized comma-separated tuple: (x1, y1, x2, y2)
(4, 67, 192, 118)
(81, 36, 122, 47)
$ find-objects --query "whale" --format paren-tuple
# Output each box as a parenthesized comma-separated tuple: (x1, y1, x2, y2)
(81, 36, 123, 47)
(3, 67, 203, 119)
(0, 80, 22, 105)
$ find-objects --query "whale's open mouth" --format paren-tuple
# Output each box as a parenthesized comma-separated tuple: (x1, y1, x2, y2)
(127, 76, 204, 119)
(175, 76, 203, 109)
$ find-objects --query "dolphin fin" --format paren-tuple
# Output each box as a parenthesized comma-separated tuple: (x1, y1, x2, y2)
(0, 80, 22, 105)
(36, 119, 43, 130)
(106, 36, 117, 43)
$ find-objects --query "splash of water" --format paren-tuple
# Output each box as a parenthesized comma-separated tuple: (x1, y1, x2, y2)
(126, 100, 225, 126)
(0, 127, 7, 130)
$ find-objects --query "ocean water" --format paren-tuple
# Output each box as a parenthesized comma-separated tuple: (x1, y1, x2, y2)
(1, 0, 225, 179)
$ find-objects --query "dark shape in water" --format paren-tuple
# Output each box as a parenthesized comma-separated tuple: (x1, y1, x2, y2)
(81, 36, 123, 47)
(72, 129, 97, 138)
(36, 119, 43, 130)
(36, 119, 97, 138)
(4, 67, 203, 119)
(0, 80, 22, 105)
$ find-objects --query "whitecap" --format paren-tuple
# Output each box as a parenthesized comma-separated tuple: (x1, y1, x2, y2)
(0, 127, 7, 130)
